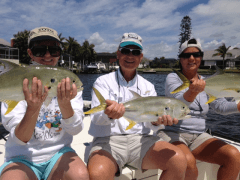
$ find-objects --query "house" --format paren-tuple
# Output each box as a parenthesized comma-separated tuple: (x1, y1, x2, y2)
(0, 38, 19, 61)
(150, 58, 177, 68)
(202, 49, 240, 69)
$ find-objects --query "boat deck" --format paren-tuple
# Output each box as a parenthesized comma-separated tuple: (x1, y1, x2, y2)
(0, 115, 239, 180)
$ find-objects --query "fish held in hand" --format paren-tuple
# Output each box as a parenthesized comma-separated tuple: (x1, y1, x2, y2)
(85, 87, 191, 130)
(171, 67, 240, 104)
(0, 60, 83, 115)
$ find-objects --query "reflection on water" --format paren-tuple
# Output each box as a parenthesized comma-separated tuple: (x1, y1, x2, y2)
(78, 73, 240, 140)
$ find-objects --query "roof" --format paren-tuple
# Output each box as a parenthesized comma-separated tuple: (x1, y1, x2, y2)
(203, 49, 240, 61)
(0, 38, 10, 47)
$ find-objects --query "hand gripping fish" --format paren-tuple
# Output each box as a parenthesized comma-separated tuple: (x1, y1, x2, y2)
(85, 87, 191, 130)
(171, 67, 240, 104)
(0, 60, 83, 115)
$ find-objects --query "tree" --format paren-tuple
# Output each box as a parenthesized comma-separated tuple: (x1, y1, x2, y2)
(212, 43, 232, 69)
(13, 30, 31, 64)
(178, 16, 192, 55)
(81, 40, 96, 64)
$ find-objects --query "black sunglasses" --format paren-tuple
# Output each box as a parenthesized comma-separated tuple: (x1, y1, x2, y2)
(31, 46, 62, 57)
(119, 47, 142, 56)
(179, 52, 204, 59)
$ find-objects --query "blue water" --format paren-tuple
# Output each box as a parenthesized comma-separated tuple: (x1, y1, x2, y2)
(78, 73, 240, 141)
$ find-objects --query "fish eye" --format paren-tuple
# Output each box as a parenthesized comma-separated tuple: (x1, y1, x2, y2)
(182, 106, 185, 109)
(51, 78, 55, 83)
(73, 80, 75, 83)
(165, 107, 169, 111)
(156, 114, 158, 117)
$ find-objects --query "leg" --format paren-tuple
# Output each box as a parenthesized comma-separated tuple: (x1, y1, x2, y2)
(142, 141, 187, 180)
(0, 162, 38, 180)
(47, 152, 89, 180)
(87, 150, 118, 180)
(172, 141, 198, 180)
(192, 138, 240, 180)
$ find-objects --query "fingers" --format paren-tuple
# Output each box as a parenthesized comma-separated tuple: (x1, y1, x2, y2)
(57, 77, 77, 101)
(23, 78, 30, 100)
(37, 80, 42, 100)
(105, 100, 125, 119)
(189, 78, 206, 93)
(31, 77, 38, 99)
(159, 115, 177, 126)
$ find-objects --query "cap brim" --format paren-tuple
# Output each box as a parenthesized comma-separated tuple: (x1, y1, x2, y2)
(29, 36, 61, 44)
(120, 42, 143, 49)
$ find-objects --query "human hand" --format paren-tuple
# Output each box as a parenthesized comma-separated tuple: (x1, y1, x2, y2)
(151, 115, 178, 126)
(104, 99, 125, 119)
(23, 77, 48, 111)
(189, 78, 205, 93)
(57, 77, 77, 107)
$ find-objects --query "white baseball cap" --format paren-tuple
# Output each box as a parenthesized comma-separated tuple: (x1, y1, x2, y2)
(179, 38, 203, 55)
(28, 27, 60, 45)
(119, 33, 143, 49)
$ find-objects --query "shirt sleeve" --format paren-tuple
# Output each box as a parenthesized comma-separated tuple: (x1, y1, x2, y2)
(165, 73, 192, 106)
(1, 101, 28, 145)
(209, 98, 239, 115)
(90, 78, 114, 125)
(60, 91, 84, 135)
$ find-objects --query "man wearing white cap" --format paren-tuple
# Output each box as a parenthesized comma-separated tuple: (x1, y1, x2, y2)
(87, 32, 187, 180)
(0, 27, 89, 180)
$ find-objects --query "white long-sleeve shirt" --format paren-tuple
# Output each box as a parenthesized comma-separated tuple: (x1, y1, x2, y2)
(88, 69, 157, 137)
(1, 91, 84, 164)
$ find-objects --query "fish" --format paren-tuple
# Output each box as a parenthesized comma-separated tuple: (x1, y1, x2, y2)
(171, 67, 240, 104)
(0, 60, 83, 115)
(84, 87, 191, 130)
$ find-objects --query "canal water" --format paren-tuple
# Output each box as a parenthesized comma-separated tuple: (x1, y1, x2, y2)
(79, 73, 240, 141)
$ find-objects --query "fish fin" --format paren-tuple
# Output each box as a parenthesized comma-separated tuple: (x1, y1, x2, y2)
(233, 98, 240, 104)
(125, 117, 137, 130)
(84, 87, 107, 114)
(171, 69, 190, 94)
(223, 88, 240, 93)
(203, 66, 224, 80)
(2, 100, 19, 115)
(44, 97, 52, 107)
(206, 94, 216, 104)
(0, 60, 20, 75)
(180, 115, 191, 120)
(129, 90, 141, 100)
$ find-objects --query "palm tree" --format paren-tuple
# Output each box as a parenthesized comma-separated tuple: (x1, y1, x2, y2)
(65, 36, 79, 55)
(13, 30, 31, 64)
(81, 40, 96, 64)
(212, 43, 232, 69)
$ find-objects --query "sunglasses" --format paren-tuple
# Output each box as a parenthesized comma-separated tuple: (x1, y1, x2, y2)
(119, 47, 142, 56)
(31, 46, 62, 57)
(179, 52, 203, 58)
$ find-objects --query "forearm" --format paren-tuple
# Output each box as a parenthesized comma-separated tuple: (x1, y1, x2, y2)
(15, 106, 40, 143)
(183, 89, 199, 102)
(58, 101, 74, 119)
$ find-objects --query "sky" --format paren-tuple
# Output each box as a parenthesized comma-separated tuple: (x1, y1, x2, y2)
(1, 0, 240, 59)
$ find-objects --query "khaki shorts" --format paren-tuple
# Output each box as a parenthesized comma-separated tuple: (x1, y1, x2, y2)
(89, 134, 162, 175)
(157, 130, 213, 151)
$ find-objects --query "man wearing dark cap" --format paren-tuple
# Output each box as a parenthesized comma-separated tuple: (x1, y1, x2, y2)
(87, 32, 187, 180)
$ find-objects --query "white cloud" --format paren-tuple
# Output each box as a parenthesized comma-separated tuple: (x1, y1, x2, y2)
(88, 32, 104, 45)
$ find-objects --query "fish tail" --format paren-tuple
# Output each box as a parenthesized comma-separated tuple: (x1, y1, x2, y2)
(171, 69, 190, 94)
(3, 100, 19, 115)
(125, 119, 137, 130)
(84, 87, 107, 115)
(205, 93, 216, 104)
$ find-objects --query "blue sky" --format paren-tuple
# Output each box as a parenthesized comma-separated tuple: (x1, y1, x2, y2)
(1, 0, 239, 59)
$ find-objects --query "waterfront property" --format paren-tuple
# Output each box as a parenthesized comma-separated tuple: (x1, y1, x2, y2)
(202, 49, 240, 69)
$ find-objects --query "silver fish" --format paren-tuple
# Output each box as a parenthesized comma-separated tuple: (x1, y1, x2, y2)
(85, 87, 191, 130)
(171, 67, 240, 104)
(0, 60, 83, 115)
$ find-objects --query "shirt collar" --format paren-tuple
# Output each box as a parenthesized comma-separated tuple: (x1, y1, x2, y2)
(117, 68, 138, 87)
